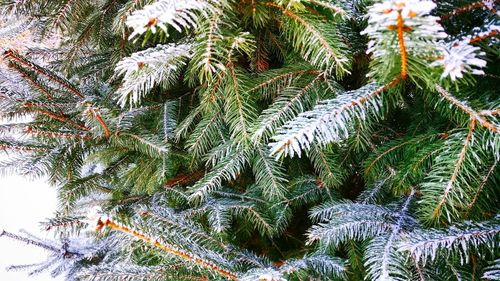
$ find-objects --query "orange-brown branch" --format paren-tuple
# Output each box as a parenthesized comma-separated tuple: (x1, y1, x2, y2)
(441, 1, 497, 21)
(5, 50, 112, 137)
(25, 127, 94, 140)
(435, 85, 499, 133)
(4, 50, 84, 99)
(98, 218, 239, 280)
(8, 64, 53, 100)
(91, 272, 207, 281)
(84, 107, 111, 138)
(480, 108, 500, 116)
(469, 30, 499, 44)
(0, 144, 45, 152)
(346, 75, 402, 111)
(165, 169, 205, 187)
(273, 75, 402, 154)
(396, 12, 408, 79)
(23, 105, 90, 131)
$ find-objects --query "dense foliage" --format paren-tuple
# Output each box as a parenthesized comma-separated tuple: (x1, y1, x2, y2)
(0, 0, 498, 280)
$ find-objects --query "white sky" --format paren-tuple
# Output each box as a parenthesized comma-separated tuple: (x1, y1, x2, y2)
(0, 171, 63, 281)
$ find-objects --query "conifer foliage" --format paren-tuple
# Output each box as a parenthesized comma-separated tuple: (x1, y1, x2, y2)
(0, 0, 498, 280)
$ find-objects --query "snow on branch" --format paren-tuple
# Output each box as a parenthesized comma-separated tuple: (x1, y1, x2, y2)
(96, 218, 239, 280)
(483, 259, 500, 280)
(80, 264, 208, 281)
(400, 220, 500, 265)
(270, 77, 400, 159)
(114, 43, 191, 107)
(440, 0, 498, 21)
(362, 0, 446, 78)
(435, 85, 499, 133)
(126, 0, 223, 39)
(431, 39, 487, 81)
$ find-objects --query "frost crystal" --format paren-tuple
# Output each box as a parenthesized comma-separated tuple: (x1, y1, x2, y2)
(432, 41, 486, 80)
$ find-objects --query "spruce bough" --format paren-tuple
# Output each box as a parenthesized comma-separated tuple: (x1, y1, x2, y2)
(0, 0, 498, 280)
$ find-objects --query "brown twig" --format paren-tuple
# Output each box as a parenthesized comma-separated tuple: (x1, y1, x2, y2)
(97, 218, 239, 280)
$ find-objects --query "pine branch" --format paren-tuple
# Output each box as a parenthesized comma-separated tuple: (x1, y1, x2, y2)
(251, 74, 324, 144)
(4, 50, 112, 138)
(440, 1, 497, 21)
(435, 85, 499, 134)
(251, 145, 287, 200)
(247, 66, 319, 99)
(140, 205, 228, 252)
(162, 100, 177, 141)
(42, 215, 87, 234)
(265, 2, 350, 76)
(418, 121, 498, 224)
(80, 264, 208, 281)
(4, 50, 84, 99)
(281, 254, 346, 279)
(364, 133, 437, 183)
(97, 218, 239, 280)
(25, 127, 94, 139)
(7, 64, 54, 100)
(270, 77, 401, 158)
(465, 159, 498, 214)
(202, 198, 274, 236)
(0, 230, 60, 252)
(282, 176, 332, 207)
(307, 144, 346, 189)
(224, 65, 256, 145)
(186, 6, 229, 84)
(51, 0, 79, 31)
(188, 150, 248, 203)
(307, 201, 395, 247)
(358, 179, 389, 204)
(0, 143, 45, 152)
(23, 104, 90, 131)
(125, 0, 222, 39)
(364, 188, 415, 281)
(483, 258, 500, 280)
(174, 104, 202, 141)
(400, 220, 500, 265)
(362, 1, 446, 81)
(114, 43, 191, 107)
(112, 132, 169, 158)
(185, 110, 225, 160)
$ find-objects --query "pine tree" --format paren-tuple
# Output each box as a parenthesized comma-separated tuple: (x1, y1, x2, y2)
(0, 0, 498, 280)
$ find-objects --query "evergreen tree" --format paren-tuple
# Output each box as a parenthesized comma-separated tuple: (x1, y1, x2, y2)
(0, 0, 498, 280)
